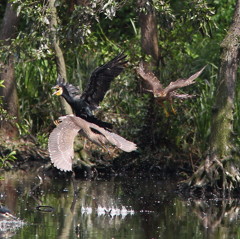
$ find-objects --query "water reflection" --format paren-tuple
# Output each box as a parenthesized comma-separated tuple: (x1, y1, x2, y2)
(190, 199, 240, 239)
(0, 171, 240, 238)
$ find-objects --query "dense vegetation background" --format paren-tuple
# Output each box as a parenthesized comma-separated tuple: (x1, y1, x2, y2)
(0, 0, 239, 188)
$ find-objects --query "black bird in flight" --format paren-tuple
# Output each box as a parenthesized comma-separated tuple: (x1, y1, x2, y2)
(0, 206, 17, 220)
(52, 53, 127, 129)
(49, 53, 136, 171)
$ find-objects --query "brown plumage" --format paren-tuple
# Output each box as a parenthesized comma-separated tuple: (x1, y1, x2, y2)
(48, 115, 137, 171)
(136, 62, 206, 116)
(137, 62, 206, 102)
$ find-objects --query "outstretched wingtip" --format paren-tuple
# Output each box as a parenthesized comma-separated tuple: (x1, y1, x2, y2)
(199, 65, 207, 74)
(122, 142, 138, 152)
(106, 131, 138, 153)
(117, 50, 126, 57)
(188, 65, 207, 82)
(53, 163, 72, 172)
(112, 51, 128, 64)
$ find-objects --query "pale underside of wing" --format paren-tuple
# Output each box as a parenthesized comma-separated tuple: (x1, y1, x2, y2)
(71, 116, 138, 153)
(137, 62, 206, 99)
(48, 115, 137, 171)
(90, 125, 137, 152)
(163, 66, 206, 96)
(171, 92, 196, 99)
(48, 116, 81, 172)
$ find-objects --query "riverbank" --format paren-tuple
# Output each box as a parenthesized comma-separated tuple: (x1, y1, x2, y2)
(0, 136, 194, 180)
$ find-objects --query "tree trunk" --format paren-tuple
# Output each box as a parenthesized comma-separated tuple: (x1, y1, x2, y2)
(0, 1, 19, 138)
(138, 0, 160, 68)
(210, 2, 240, 158)
(48, 0, 72, 115)
(137, 0, 161, 146)
(186, 0, 240, 194)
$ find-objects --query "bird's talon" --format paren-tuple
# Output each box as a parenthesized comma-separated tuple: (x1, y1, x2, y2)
(54, 120, 61, 126)
(164, 109, 170, 118)
(171, 105, 177, 115)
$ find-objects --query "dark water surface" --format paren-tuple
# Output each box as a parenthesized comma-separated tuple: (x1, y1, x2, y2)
(0, 171, 240, 239)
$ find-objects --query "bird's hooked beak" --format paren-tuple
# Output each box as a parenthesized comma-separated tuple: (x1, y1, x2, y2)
(52, 85, 63, 96)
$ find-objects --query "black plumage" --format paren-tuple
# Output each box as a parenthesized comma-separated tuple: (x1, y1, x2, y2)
(0, 206, 16, 219)
(52, 52, 127, 129)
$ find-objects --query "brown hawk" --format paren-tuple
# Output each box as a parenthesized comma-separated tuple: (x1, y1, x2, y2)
(136, 62, 206, 116)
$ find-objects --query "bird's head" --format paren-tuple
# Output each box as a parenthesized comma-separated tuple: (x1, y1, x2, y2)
(52, 75, 65, 96)
(154, 91, 166, 98)
(0, 206, 16, 219)
(52, 84, 63, 96)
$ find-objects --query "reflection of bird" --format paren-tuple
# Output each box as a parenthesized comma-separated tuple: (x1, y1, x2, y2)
(0, 206, 16, 220)
(52, 53, 127, 129)
(0, 206, 24, 238)
(137, 62, 206, 115)
(48, 115, 137, 172)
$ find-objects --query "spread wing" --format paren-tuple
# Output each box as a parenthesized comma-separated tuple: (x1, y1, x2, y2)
(48, 115, 81, 172)
(48, 115, 137, 171)
(107, 131, 137, 152)
(136, 61, 163, 93)
(71, 116, 137, 152)
(171, 93, 196, 99)
(88, 123, 137, 152)
(162, 66, 206, 96)
(81, 52, 128, 109)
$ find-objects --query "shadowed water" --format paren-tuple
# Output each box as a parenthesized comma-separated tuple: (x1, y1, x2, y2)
(0, 171, 240, 239)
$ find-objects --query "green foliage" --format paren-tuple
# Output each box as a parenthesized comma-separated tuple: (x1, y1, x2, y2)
(189, 64, 217, 152)
(58, 1, 123, 44)
(0, 82, 18, 169)
(0, 0, 238, 159)
(0, 80, 6, 120)
(15, 59, 58, 135)
(36, 132, 49, 149)
(8, 0, 132, 139)
(140, 0, 236, 155)
(0, 81, 16, 123)
(0, 150, 16, 169)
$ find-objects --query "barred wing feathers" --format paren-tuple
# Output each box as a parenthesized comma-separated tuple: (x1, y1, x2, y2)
(163, 66, 206, 95)
(88, 123, 137, 153)
(71, 115, 137, 152)
(48, 115, 137, 171)
(136, 61, 163, 93)
(48, 116, 80, 172)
